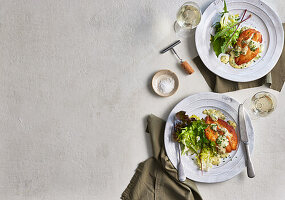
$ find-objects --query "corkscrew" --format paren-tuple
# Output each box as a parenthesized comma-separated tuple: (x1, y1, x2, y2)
(160, 40, 194, 74)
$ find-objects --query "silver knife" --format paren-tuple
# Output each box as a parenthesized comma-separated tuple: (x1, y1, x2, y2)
(239, 104, 255, 178)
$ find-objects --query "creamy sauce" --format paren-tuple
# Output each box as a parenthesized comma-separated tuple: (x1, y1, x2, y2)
(210, 123, 233, 139)
(203, 109, 225, 121)
(249, 40, 261, 51)
(211, 156, 220, 166)
(220, 54, 229, 64)
(259, 44, 264, 53)
(243, 33, 255, 45)
(240, 26, 250, 32)
(241, 46, 248, 55)
(227, 120, 237, 129)
(220, 127, 232, 138)
(217, 135, 229, 148)
(229, 51, 259, 69)
(211, 123, 218, 131)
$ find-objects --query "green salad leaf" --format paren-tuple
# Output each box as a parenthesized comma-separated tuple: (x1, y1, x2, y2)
(222, 0, 228, 15)
(211, 35, 223, 57)
(176, 118, 217, 156)
(210, 0, 241, 57)
(175, 111, 219, 171)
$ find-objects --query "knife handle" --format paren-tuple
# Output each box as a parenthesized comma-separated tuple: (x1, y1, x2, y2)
(244, 143, 255, 178)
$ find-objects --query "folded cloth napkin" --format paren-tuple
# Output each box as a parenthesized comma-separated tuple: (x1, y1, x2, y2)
(193, 23, 285, 93)
(121, 115, 203, 200)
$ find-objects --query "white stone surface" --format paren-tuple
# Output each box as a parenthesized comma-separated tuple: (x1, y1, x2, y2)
(0, 0, 284, 200)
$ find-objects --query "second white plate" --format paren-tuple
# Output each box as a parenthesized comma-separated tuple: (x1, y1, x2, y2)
(195, 0, 284, 82)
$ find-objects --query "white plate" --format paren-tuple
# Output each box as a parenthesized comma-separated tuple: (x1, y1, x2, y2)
(195, 0, 284, 82)
(164, 92, 254, 183)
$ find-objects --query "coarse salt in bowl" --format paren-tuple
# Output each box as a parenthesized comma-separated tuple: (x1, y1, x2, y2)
(152, 70, 179, 97)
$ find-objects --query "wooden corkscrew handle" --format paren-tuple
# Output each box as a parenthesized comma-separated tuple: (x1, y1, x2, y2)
(181, 61, 194, 74)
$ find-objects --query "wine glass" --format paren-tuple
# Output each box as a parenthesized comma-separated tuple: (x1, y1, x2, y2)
(243, 91, 277, 120)
(174, 2, 202, 37)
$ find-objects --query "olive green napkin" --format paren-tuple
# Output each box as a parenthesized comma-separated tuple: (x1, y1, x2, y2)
(193, 23, 285, 93)
(121, 114, 203, 200)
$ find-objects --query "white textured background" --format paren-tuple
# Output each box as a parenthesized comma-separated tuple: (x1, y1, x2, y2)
(0, 0, 284, 199)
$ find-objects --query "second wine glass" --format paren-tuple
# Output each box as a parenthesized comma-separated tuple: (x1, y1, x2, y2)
(243, 91, 277, 120)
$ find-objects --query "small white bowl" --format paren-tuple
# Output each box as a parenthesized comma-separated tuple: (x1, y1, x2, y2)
(152, 70, 179, 97)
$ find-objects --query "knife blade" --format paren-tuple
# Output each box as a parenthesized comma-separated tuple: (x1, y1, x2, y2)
(238, 104, 255, 178)
(239, 104, 249, 143)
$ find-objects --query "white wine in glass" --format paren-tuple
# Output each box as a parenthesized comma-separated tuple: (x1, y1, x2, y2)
(243, 91, 277, 119)
(174, 2, 201, 36)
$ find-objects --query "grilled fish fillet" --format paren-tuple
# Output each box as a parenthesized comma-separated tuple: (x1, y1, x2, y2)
(205, 116, 238, 153)
(235, 29, 262, 65)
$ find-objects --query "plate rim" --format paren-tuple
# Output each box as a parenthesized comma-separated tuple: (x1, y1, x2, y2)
(195, 0, 284, 82)
(164, 92, 254, 183)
